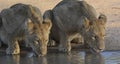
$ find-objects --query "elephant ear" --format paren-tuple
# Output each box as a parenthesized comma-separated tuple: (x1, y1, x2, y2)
(1, 9, 20, 33)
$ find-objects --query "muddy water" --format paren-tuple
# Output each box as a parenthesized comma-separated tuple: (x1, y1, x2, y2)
(0, 50, 120, 64)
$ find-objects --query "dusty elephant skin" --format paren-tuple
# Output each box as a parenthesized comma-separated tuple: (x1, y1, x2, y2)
(0, 3, 52, 56)
(46, 0, 107, 53)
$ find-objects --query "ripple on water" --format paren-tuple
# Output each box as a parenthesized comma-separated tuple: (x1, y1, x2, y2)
(102, 51, 120, 64)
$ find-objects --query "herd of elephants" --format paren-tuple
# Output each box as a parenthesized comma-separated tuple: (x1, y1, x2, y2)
(0, 0, 107, 56)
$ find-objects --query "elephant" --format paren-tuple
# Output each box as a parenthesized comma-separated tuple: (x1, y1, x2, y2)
(44, 0, 107, 53)
(0, 3, 52, 56)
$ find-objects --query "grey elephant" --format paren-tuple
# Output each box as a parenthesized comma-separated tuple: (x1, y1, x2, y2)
(0, 3, 52, 56)
(44, 0, 107, 53)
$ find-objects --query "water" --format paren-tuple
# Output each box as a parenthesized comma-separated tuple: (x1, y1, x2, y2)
(0, 49, 120, 64)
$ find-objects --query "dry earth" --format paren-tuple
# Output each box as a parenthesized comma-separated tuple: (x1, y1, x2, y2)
(0, 0, 120, 50)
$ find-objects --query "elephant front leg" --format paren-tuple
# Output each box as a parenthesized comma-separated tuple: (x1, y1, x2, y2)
(6, 40, 20, 54)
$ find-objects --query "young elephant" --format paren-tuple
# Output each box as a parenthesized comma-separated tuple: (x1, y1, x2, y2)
(45, 0, 107, 53)
(0, 3, 52, 56)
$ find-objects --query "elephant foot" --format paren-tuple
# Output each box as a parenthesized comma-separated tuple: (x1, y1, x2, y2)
(6, 47, 20, 55)
(58, 43, 71, 52)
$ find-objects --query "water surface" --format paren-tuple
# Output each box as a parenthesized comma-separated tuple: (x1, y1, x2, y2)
(0, 49, 120, 64)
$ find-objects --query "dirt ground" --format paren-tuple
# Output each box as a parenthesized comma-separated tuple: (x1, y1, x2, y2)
(0, 0, 120, 50)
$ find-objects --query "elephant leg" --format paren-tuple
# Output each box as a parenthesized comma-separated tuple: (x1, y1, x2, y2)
(58, 33, 71, 52)
(6, 40, 20, 54)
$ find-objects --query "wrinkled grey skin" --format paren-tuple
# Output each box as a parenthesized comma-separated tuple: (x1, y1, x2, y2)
(0, 3, 51, 56)
(46, 1, 107, 53)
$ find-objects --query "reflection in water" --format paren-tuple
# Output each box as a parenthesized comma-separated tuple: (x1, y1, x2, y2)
(1, 50, 120, 64)
(46, 51, 84, 64)
(19, 54, 48, 64)
(47, 53, 71, 64)
(0, 53, 48, 64)
(85, 52, 105, 64)
(0, 55, 20, 64)
(6, 55, 20, 64)
(26, 56, 47, 64)
(102, 51, 120, 64)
